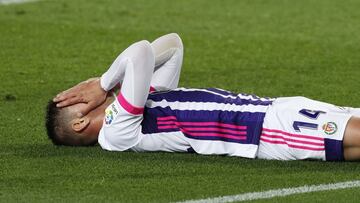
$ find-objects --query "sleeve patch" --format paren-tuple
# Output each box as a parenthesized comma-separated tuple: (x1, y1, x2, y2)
(104, 103, 119, 125)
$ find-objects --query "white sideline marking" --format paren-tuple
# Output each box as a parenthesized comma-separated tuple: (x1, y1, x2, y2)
(176, 180, 360, 203)
(0, 0, 37, 5)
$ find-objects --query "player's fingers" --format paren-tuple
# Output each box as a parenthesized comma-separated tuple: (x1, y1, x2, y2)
(53, 91, 77, 102)
(53, 96, 61, 102)
(76, 102, 98, 118)
(53, 83, 87, 101)
(57, 87, 86, 101)
(56, 96, 84, 107)
(53, 91, 66, 102)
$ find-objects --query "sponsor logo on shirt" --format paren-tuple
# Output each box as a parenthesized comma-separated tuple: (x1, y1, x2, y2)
(322, 122, 337, 135)
(111, 103, 118, 115)
(105, 109, 114, 125)
(104, 103, 119, 125)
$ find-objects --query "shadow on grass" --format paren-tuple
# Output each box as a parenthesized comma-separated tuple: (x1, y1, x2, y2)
(2, 143, 360, 196)
(4, 142, 360, 173)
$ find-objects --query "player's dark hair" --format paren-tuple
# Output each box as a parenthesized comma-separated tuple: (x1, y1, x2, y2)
(45, 100, 67, 145)
(45, 100, 97, 146)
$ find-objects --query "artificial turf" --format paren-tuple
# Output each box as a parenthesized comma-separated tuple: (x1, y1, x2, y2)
(1, 0, 360, 202)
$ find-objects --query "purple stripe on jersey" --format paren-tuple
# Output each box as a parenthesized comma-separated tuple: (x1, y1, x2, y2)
(324, 139, 344, 161)
(147, 89, 273, 106)
(206, 88, 274, 101)
(206, 88, 238, 97)
(141, 106, 264, 145)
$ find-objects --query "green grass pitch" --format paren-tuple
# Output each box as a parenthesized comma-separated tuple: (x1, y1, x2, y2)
(1, 0, 360, 202)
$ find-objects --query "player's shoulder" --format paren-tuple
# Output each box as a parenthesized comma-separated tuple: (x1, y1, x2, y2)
(99, 99, 144, 151)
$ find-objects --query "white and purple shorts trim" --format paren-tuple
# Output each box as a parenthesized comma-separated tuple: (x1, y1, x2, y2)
(257, 96, 354, 161)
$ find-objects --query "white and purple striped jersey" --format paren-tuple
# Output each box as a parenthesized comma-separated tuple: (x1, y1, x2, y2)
(98, 87, 274, 158)
(96, 35, 352, 161)
(96, 36, 275, 158)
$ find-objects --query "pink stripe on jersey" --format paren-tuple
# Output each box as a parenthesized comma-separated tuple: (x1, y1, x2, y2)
(261, 133, 324, 146)
(157, 125, 179, 130)
(156, 116, 248, 141)
(158, 125, 247, 135)
(157, 118, 247, 130)
(149, 86, 156, 93)
(157, 116, 177, 121)
(157, 121, 177, 125)
(181, 127, 246, 140)
(186, 132, 246, 140)
(262, 128, 323, 141)
(184, 127, 247, 135)
(260, 137, 325, 151)
(117, 92, 144, 115)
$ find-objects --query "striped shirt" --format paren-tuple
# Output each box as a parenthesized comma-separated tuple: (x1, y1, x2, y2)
(98, 87, 274, 158)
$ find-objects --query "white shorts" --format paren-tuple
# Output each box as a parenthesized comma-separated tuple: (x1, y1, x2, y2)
(257, 96, 359, 161)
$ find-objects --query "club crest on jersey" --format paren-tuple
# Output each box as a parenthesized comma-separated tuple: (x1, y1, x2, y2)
(322, 122, 337, 135)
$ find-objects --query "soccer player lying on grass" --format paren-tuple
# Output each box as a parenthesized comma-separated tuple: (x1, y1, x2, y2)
(47, 33, 360, 161)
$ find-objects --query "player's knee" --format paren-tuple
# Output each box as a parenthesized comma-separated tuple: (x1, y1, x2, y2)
(166, 33, 183, 49)
(127, 40, 154, 65)
(132, 40, 153, 55)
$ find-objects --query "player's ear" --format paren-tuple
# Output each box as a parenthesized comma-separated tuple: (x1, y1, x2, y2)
(71, 117, 90, 132)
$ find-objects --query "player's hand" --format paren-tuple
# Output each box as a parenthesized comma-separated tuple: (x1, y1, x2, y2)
(53, 77, 107, 117)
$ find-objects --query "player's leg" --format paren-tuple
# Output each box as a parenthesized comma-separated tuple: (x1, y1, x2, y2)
(101, 40, 155, 93)
(150, 33, 183, 90)
(343, 117, 360, 160)
(102, 33, 183, 93)
(117, 41, 155, 107)
(100, 40, 155, 107)
(98, 41, 155, 151)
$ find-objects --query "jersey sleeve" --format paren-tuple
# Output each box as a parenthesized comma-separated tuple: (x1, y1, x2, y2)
(98, 40, 155, 151)
(150, 33, 184, 91)
(98, 99, 145, 151)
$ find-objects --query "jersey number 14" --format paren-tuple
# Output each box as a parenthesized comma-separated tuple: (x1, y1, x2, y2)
(293, 109, 325, 132)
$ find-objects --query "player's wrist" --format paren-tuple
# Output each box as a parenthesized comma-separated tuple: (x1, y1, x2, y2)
(96, 78, 107, 93)
(100, 75, 110, 92)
